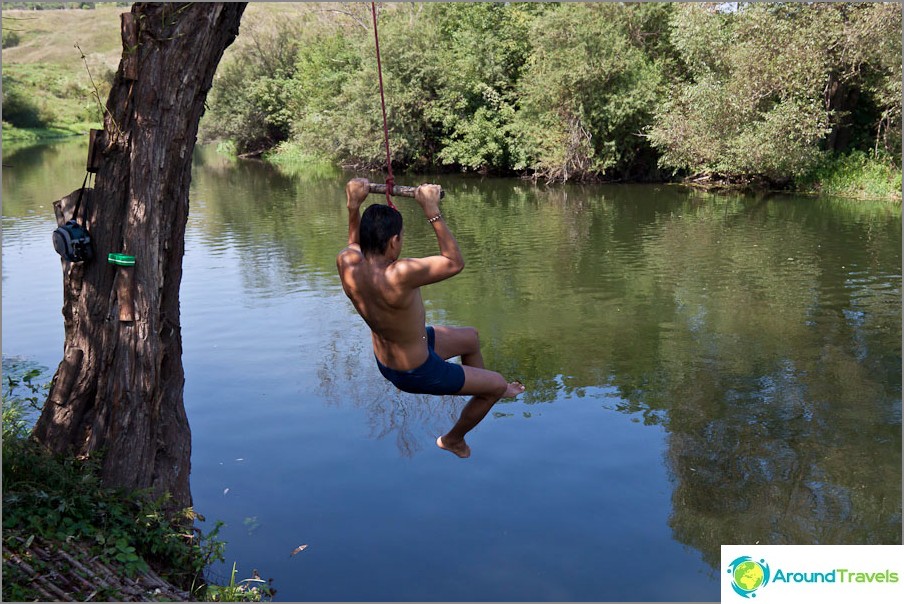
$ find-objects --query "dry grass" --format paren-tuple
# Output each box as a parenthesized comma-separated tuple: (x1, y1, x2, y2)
(0, 3, 376, 140)
(2, 5, 123, 73)
(221, 2, 371, 61)
(1, 3, 355, 72)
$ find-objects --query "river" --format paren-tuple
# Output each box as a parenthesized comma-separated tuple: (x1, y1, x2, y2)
(2, 138, 901, 601)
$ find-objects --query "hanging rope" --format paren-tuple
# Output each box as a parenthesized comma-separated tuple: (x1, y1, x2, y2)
(371, 2, 397, 210)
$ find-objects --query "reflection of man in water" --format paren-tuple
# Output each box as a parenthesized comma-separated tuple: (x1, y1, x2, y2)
(337, 178, 524, 458)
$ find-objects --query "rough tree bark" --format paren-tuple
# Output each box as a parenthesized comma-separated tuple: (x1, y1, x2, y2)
(33, 2, 247, 510)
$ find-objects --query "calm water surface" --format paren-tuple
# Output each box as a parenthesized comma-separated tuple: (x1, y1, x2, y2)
(3, 139, 901, 601)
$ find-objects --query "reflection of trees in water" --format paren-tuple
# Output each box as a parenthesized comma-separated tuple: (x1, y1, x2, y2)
(316, 330, 467, 458)
(187, 157, 900, 562)
(626, 202, 901, 567)
(667, 373, 902, 569)
(2, 140, 91, 216)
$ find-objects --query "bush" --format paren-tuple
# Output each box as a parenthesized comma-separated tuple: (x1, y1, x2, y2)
(2, 364, 227, 599)
(1, 77, 46, 128)
(201, 23, 301, 155)
(513, 3, 668, 182)
(796, 150, 902, 200)
(2, 29, 21, 49)
(649, 3, 902, 185)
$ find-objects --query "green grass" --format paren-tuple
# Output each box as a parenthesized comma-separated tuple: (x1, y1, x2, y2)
(796, 150, 902, 202)
(2, 60, 107, 142)
(2, 121, 94, 142)
(263, 140, 339, 180)
(1, 6, 123, 68)
(2, 6, 121, 138)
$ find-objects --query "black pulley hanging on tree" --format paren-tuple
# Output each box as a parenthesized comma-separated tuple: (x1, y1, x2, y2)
(52, 173, 94, 263)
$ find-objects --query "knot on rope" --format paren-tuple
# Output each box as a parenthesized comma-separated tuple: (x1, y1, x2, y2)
(384, 176, 397, 209)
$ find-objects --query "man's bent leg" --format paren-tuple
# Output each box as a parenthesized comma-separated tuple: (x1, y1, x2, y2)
(437, 365, 524, 458)
(432, 325, 484, 368)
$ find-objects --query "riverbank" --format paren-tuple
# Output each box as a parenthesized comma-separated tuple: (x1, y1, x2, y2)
(6, 128, 900, 203)
(258, 139, 902, 202)
(1, 368, 269, 602)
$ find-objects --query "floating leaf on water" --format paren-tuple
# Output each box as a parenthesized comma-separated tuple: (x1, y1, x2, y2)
(290, 544, 309, 557)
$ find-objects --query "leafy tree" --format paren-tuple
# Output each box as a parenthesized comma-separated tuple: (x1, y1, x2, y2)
(648, 2, 901, 183)
(204, 22, 301, 156)
(835, 2, 902, 160)
(427, 2, 541, 173)
(513, 3, 670, 182)
(200, 2, 899, 189)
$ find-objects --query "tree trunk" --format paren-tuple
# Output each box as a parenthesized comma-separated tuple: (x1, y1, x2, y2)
(33, 2, 247, 510)
(823, 72, 860, 153)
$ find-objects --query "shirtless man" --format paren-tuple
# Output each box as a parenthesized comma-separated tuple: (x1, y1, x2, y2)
(336, 178, 524, 458)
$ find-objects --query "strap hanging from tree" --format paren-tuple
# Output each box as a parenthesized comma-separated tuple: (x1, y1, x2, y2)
(371, 2, 397, 210)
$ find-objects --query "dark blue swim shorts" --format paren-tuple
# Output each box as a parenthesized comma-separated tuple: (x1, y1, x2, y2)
(375, 326, 466, 395)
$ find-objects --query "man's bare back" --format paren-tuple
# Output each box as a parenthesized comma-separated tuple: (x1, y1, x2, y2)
(337, 179, 524, 457)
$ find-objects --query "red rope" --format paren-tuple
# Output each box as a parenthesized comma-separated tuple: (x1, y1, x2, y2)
(371, 2, 397, 210)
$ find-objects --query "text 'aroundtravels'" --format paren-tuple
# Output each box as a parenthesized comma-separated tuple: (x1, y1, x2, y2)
(771, 568, 899, 584)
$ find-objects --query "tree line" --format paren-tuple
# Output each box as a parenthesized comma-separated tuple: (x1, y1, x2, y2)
(202, 2, 901, 188)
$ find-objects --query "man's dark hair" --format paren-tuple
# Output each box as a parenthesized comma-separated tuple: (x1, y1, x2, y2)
(359, 204, 403, 257)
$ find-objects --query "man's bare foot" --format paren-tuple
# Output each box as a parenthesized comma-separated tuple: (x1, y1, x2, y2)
(436, 435, 470, 459)
(504, 381, 526, 398)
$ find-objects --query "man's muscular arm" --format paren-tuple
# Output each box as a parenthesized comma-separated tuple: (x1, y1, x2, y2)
(394, 184, 464, 287)
(345, 178, 370, 247)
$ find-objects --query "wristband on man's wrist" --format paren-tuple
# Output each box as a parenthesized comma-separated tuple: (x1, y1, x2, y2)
(427, 213, 443, 224)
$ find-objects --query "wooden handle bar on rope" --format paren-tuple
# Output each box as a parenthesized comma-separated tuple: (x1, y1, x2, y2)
(368, 183, 445, 200)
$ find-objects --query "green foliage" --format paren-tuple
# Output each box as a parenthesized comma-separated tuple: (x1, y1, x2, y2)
(2, 365, 227, 600)
(2, 28, 21, 49)
(513, 3, 668, 181)
(649, 4, 830, 182)
(1, 60, 108, 135)
(429, 2, 540, 172)
(205, 562, 273, 602)
(2, 367, 44, 441)
(797, 150, 902, 200)
(289, 27, 378, 167)
(649, 2, 902, 184)
(202, 23, 303, 155)
(7, 1, 900, 194)
(839, 2, 902, 160)
(2, 75, 49, 128)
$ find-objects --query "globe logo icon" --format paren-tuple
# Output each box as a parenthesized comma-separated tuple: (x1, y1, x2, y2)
(727, 556, 771, 598)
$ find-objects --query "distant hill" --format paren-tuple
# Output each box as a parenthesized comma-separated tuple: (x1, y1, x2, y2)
(2, 5, 123, 69)
(1, 3, 318, 141)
